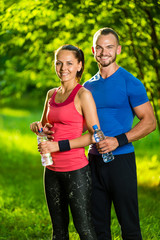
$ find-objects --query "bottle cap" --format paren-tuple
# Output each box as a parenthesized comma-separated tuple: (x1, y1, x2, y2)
(38, 128, 43, 133)
(92, 125, 98, 130)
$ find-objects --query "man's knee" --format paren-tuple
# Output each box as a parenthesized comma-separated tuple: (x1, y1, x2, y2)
(52, 231, 69, 240)
(122, 230, 142, 240)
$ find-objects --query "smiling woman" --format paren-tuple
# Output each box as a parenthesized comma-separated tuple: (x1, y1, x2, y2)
(30, 44, 100, 240)
(55, 49, 82, 84)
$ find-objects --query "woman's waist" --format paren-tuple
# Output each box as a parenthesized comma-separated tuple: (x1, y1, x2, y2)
(50, 125, 83, 141)
(51, 147, 86, 159)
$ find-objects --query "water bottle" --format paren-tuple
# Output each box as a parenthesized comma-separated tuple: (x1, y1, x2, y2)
(92, 125, 114, 163)
(37, 128, 53, 166)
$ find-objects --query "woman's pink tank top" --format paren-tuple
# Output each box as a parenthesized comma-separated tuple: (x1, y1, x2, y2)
(46, 84, 88, 172)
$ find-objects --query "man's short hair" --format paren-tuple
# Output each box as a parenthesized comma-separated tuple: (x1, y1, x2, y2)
(93, 27, 120, 46)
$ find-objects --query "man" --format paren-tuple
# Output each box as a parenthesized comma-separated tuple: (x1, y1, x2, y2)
(38, 27, 156, 240)
(83, 28, 156, 240)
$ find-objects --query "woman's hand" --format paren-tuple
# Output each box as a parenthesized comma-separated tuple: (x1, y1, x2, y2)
(30, 122, 54, 140)
(30, 121, 43, 134)
(43, 123, 54, 140)
(38, 141, 59, 154)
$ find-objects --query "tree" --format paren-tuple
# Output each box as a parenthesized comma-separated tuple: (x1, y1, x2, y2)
(0, 0, 159, 131)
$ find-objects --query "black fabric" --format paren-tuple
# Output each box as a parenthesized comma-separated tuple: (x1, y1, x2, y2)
(115, 133, 128, 147)
(44, 165, 97, 240)
(89, 153, 142, 240)
(58, 140, 71, 152)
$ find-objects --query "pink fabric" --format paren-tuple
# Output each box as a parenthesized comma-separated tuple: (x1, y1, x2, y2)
(46, 84, 88, 172)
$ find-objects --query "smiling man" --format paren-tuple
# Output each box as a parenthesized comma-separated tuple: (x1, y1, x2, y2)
(93, 30, 121, 69)
(84, 28, 156, 240)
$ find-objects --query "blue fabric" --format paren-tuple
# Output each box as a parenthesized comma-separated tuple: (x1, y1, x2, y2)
(83, 67, 149, 155)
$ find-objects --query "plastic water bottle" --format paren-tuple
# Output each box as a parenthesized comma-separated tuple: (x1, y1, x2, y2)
(37, 128, 53, 166)
(92, 125, 114, 163)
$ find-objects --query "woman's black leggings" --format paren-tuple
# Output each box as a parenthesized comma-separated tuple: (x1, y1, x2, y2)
(44, 165, 97, 240)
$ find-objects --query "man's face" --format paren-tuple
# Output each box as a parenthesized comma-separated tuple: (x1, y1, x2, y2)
(93, 34, 121, 67)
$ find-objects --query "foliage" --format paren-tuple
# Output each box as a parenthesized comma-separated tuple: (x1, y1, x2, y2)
(0, 0, 160, 130)
(0, 2, 160, 238)
(0, 106, 160, 239)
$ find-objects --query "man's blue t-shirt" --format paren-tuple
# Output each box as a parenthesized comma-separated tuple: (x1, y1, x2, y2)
(83, 67, 149, 155)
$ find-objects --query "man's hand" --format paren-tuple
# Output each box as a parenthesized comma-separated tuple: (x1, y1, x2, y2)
(97, 137, 119, 153)
(43, 123, 54, 140)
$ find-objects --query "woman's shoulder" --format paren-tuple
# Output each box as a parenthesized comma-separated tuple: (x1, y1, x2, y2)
(47, 88, 57, 99)
(77, 85, 93, 101)
(78, 85, 92, 96)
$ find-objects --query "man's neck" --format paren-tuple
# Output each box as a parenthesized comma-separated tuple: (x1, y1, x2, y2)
(99, 63, 120, 79)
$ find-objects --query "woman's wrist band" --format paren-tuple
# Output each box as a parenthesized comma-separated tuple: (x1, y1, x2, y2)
(115, 133, 128, 147)
(58, 140, 71, 152)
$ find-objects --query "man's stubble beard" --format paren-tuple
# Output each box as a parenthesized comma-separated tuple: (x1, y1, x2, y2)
(97, 54, 117, 68)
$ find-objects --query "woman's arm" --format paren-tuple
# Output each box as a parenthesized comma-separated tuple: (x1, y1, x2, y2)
(40, 89, 56, 126)
(38, 132, 93, 154)
(30, 89, 55, 133)
(38, 87, 100, 154)
(70, 87, 100, 148)
(78, 87, 100, 133)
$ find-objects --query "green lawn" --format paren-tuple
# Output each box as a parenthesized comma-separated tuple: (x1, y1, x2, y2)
(0, 107, 159, 240)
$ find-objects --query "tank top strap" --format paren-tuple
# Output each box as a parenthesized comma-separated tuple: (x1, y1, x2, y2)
(66, 84, 82, 103)
(49, 84, 82, 107)
(49, 87, 59, 107)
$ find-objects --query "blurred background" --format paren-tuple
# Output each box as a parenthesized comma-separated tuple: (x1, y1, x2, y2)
(0, 0, 160, 239)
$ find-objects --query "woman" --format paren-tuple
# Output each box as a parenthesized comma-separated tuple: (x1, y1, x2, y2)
(30, 45, 99, 240)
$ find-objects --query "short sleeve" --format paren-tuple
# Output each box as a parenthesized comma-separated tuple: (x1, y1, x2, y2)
(126, 76, 149, 108)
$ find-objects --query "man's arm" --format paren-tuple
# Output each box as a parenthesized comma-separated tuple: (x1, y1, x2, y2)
(125, 101, 156, 142)
(97, 101, 156, 154)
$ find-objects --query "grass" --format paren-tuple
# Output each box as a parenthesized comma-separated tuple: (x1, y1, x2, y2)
(0, 106, 160, 240)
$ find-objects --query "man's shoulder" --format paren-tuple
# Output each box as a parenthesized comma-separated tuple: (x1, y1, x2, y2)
(120, 67, 140, 81)
(118, 67, 145, 90)
(120, 68, 148, 102)
(83, 72, 100, 87)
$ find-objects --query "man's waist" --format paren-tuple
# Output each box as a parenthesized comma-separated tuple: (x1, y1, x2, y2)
(89, 142, 134, 156)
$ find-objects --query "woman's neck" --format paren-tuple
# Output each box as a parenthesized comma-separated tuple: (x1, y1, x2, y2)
(60, 80, 78, 94)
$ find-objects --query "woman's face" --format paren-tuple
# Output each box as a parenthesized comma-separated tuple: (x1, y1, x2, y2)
(55, 50, 82, 82)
